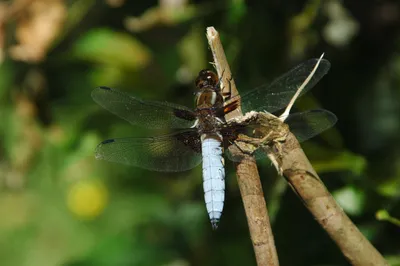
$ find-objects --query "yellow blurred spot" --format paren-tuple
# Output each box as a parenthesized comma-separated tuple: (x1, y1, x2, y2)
(376, 210, 390, 221)
(67, 180, 108, 220)
(376, 209, 400, 227)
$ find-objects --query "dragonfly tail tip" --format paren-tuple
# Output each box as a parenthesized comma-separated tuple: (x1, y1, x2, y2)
(211, 219, 220, 230)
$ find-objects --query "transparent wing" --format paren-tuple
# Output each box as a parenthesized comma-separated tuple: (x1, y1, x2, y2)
(230, 58, 331, 114)
(284, 109, 337, 142)
(92, 86, 197, 129)
(95, 130, 202, 172)
(224, 109, 337, 162)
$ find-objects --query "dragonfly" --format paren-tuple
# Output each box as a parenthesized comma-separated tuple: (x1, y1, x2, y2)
(92, 56, 337, 229)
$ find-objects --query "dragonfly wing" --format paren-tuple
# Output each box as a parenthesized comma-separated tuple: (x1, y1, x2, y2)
(95, 130, 202, 172)
(285, 109, 337, 142)
(223, 109, 337, 161)
(92, 86, 197, 129)
(225, 147, 268, 162)
(231, 58, 331, 114)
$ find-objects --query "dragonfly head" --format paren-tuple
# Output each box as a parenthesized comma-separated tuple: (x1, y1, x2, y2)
(195, 69, 219, 90)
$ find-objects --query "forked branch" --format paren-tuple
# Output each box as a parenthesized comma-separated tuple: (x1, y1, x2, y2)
(229, 111, 389, 265)
(210, 32, 389, 264)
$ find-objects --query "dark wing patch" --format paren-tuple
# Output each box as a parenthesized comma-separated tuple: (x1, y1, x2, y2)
(95, 130, 202, 172)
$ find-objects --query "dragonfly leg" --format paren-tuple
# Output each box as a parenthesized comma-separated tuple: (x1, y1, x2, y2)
(222, 75, 233, 100)
(216, 69, 225, 91)
(216, 69, 233, 100)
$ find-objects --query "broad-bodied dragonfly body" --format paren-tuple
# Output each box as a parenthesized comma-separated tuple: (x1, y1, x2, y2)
(92, 57, 337, 229)
(194, 70, 228, 228)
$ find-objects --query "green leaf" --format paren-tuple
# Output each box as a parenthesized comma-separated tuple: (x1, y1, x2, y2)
(333, 186, 365, 216)
(72, 28, 152, 69)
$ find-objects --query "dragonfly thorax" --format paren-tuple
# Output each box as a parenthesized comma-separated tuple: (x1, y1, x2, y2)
(194, 69, 225, 134)
(195, 89, 224, 110)
(195, 108, 225, 134)
(194, 69, 224, 110)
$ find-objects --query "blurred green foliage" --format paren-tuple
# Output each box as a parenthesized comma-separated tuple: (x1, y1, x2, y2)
(0, 0, 399, 266)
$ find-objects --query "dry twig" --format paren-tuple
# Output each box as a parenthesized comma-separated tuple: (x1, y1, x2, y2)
(206, 27, 279, 266)
(265, 132, 389, 266)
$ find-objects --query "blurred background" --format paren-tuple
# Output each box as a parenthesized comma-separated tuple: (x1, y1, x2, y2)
(0, 0, 399, 265)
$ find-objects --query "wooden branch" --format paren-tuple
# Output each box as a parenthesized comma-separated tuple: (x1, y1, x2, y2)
(228, 106, 389, 265)
(206, 27, 279, 266)
(265, 132, 389, 266)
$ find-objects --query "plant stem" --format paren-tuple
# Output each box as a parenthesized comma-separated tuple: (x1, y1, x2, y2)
(266, 132, 389, 266)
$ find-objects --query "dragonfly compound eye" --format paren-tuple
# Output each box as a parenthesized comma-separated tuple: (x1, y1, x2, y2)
(195, 69, 219, 89)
